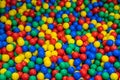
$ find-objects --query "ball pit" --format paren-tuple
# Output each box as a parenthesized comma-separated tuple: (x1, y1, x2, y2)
(0, 0, 120, 80)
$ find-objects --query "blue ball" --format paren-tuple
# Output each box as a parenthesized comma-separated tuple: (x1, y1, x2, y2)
(0, 29, 5, 34)
(29, 45, 36, 52)
(98, 1, 103, 7)
(45, 73, 51, 79)
(74, 58, 81, 66)
(115, 39, 120, 46)
(8, 67, 16, 73)
(71, 31, 77, 37)
(113, 50, 120, 57)
(50, 63, 55, 69)
(2, 41, 7, 47)
(34, 16, 41, 22)
(41, 66, 48, 74)
(38, 51, 45, 58)
(22, 46, 28, 52)
(107, 52, 113, 56)
(76, 66, 81, 70)
(88, 53, 95, 60)
(35, 64, 41, 71)
(87, 11, 93, 17)
(48, 24, 54, 30)
(30, 56, 37, 62)
(76, 25, 82, 31)
(68, 66, 75, 74)
(85, 59, 92, 65)
(0, 22, 4, 29)
(57, 58, 63, 64)
(88, 4, 93, 10)
(104, 62, 111, 69)
(70, 25, 76, 31)
(93, 2, 99, 7)
(73, 72, 81, 80)
(0, 41, 3, 48)
(107, 40, 114, 46)
(108, 67, 115, 74)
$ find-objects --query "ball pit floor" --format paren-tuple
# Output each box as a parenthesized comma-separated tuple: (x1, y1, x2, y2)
(0, 0, 120, 80)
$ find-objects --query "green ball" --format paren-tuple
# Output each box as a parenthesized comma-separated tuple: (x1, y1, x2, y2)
(28, 61, 35, 68)
(3, 63, 9, 69)
(30, 30, 38, 37)
(46, 8, 51, 13)
(77, 31, 81, 36)
(57, 18, 63, 23)
(71, 2, 76, 8)
(90, 64, 97, 69)
(35, 44, 40, 49)
(5, 71, 12, 78)
(55, 73, 62, 80)
(8, 60, 14, 66)
(36, 12, 41, 16)
(10, 16, 14, 20)
(0, 8, 5, 14)
(96, 53, 102, 60)
(39, 20, 44, 26)
(24, 40, 29, 46)
(114, 61, 120, 69)
(29, 76, 37, 80)
(53, 9, 58, 13)
(0, 54, 2, 60)
(65, 29, 71, 35)
(26, 3, 32, 9)
(62, 7, 67, 11)
(59, 62, 66, 69)
(23, 66, 29, 73)
(36, 58, 43, 64)
(60, 69, 67, 76)
(99, 11, 104, 17)
(108, 15, 114, 21)
(12, 20, 17, 26)
(69, 7, 74, 13)
(63, 17, 69, 22)
(69, 44, 75, 49)
(27, 17, 33, 22)
(65, 62, 70, 68)
(40, 8, 45, 13)
(94, 60, 100, 66)
(88, 69, 96, 76)
(102, 72, 109, 79)
(104, 3, 109, 9)
(66, 47, 72, 54)
(108, 7, 113, 12)
(55, 66, 60, 71)
(74, 46, 80, 52)
(97, 66, 103, 72)
(32, 21, 39, 28)
(16, 13, 21, 18)
(0, 74, 6, 80)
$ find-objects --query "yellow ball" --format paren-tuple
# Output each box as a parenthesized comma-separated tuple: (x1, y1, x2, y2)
(5, 20, 12, 25)
(88, 37, 95, 43)
(6, 44, 14, 52)
(72, 0, 77, 2)
(0, 68, 6, 74)
(83, 23, 89, 30)
(17, 37, 25, 46)
(25, 52, 32, 59)
(63, 23, 69, 29)
(62, 14, 68, 18)
(102, 24, 108, 30)
(107, 21, 113, 27)
(42, 44, 48, 51)
(45, 51, 52, 57)
(45, 40, 50, 45)
(94, 41, 100, 48)
(48, 44, 54, 51)
(41, 24, 48, 31)
(51, 32, 57, 37)
(43, 3, 49, 9)
(91, 20, 97, 25)
(9, 9, 16, 16)
(65, 35, 72, 40)
(21, 15, 27, 22)
(6, 36, 13, 43)
(114, 14, 120, 19)
(0, 1, 6, 8)
(37, 72, 44, 80)
(18, 25, 24, 31)
(65, 2, 71, 8)
(52, 50, 58, 56)
(35, 6, 40, 11)
(44, 60, 51, 67)
(15, 56, 22, 63)
(86, 33, 91, 38)
(80, 4, 85, 9)
(68, 59, 74, 66)
(12, 72, 19, 80)
(25, 26, 31, 32)
(42, 16, 47, 22)
(2, 54, 10, 62)
(44, 57, 50, 62)
(55, 42, 62, 49)
(38, 32, 45, 37)
(56, 6, 61, 11)
(114, 5, 119, 10)
(81, 11, 86, 17)
(0, 16, 7, 22)
(46, 29, 52, 34)
(110, 73, 118, 80)
(68, 39, 75, 44)
(102, 55, 109, 62)
(19, 54, 25, 60)
(47, 17, 53, 24)
(76, 40, 83, 46)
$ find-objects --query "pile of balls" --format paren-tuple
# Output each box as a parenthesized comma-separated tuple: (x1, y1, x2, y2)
(0, 0, 120, 80)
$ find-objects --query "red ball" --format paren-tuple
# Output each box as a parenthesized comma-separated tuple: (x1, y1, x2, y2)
(75, 36, 81, 40)
(99, 49, 105, 55)
(110, 45, 117, 51)
(8, 52, 14, 58)
(78, 19, 84, 25)
(36, 1, 41, 6)
(38, 39, 45, 46)
(81, 35, 88, 42)
(18, 71, 23, 77)
(63, 55, 69, 62)
(26, 35, 32, 41)
(6, 31, 13, 36)
(72, 52, 79, 59)
(67, 77, 75, 80)
(21, 73, 29, 80)
(12, 33, 19, 40)
(59, 1, 65, 7)
(50, 12, 55, 17)
(79, 54, 87, 61)
(57, 49, 65, 56)
(97, 26, 103, 32)
(16, 63, 23, 71)
(92, 31, 98, 37)
(109, 56, 116, 63)
(77, 0, 83, 6)
(21, 61, 27, 66)
(29, 38, 36, 45)
(62, 76, 67, 80)
(85, 74, 90, 80)
(110, 32, 117, 38)
(80, 46, 86, 53)
(15, 46, 22, 54)
(112, 23, 118, 30)
(5, 24, 11, 31)
(51, 77, 56, 80)
(95, 75, 103, 80)
(82, 64, 89, 70)
(75, 7, 81, 12)
(80, 69, 87, 77)
(50, 56, 58, 63)
(52, 70, 58, 76)
(61, 36, 67, 43)
(97, 33, 104, 40)
(104, 46, 110, 52)
(29, 69, 36, 75)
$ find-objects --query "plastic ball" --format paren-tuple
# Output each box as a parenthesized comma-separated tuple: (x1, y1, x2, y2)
(37, 72, 44, 80)
(6, 44, 14, 52)
(12, 72, 19, 80)
(2, 54, 10, 62)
